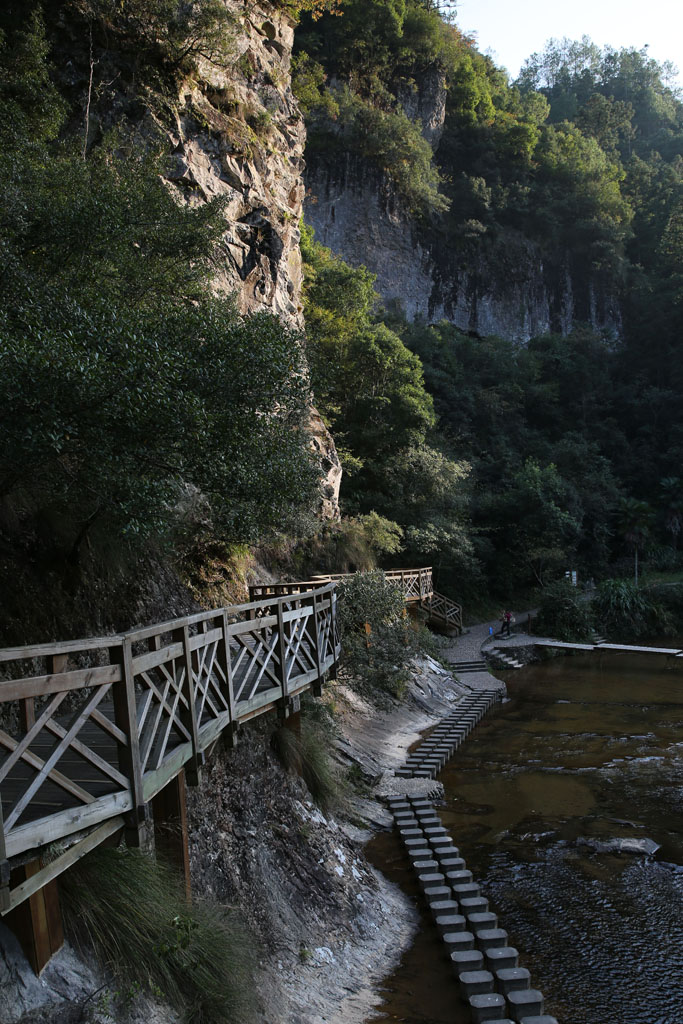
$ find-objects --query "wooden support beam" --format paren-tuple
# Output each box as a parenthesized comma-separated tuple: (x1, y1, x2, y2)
(152, 769, 191, 902)
(5, 859, 64, 975)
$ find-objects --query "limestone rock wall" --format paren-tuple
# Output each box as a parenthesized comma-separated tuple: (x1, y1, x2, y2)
(305, 154, 622, 343)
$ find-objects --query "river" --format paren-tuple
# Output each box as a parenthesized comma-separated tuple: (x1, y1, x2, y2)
(367, 649, 683, 1024)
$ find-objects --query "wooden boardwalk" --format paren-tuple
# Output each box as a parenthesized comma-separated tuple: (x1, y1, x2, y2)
(0, 566, 458, 917)
(0, 583, 340, 914)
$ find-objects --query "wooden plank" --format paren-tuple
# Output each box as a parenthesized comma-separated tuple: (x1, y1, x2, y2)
(2, 817, 124, 916)
(0, 664, 122, 703)
(0, 798, 9, 912)
(42, 719, 127, 788)
(0, 727, 96, 808)
(89, 707, 127, 746)
(5, 790, 133, 859)
(131, 642, 184, 675)
(4, 686, 111, 830)
(141, 741, 193, 803)
(0, 636, 124, 664)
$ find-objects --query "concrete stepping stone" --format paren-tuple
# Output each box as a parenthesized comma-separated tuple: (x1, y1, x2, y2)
(399, 827, 424, 839)
(429, 898, 459, 916)
(446, 869, 473, 885)
(459, 970, 495, 999)
(452, 883, 481, 900)
(443, 930, 476, 953)
(460, 896, 489, 914)
(418, 872, 445, 890)
(425, 885, 451, 902)
(519, 1018, 558, 1024)
(507, 989, 544, 1021)
(407, 846, 431, 862)
(467, 912, 498, 933)
(405, 838, 430, 852)
(495, 967, 530, 995)
(477, 928, 508, 951)
(468, 993, 508, 1022)
(450, 950, 484, 975)
(413, 858, 439, 872)
(434, 913, 466, 936)
(436, 855, 465, 870)
(485, 947, 519, 971)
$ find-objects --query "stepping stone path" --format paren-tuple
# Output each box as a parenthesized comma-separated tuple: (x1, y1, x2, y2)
(394, 690, 499, 779)
(385, 794, 559, 1023)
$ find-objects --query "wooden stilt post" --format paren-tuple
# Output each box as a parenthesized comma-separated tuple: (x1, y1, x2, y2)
(311, 591, 324, 698)
(152, 768, 192, 902)
(5, 860, 64, 975)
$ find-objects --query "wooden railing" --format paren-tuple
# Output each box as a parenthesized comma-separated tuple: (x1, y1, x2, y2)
(249, 567, 463, 633)
(420, 590, 463, 633)
(0, 584, 339, 911)
(250, 566, 434, 604)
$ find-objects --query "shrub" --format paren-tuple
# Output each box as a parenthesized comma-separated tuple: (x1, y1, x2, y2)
(591, 578, 664, 640)
(533, 579, 595, 642)
(336, 569, 433, 700)
(60, 846, 256, 1024)
(271, 715, 341, 811)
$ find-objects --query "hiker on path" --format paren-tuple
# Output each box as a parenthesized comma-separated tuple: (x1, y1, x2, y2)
(502, 610, 513, 636)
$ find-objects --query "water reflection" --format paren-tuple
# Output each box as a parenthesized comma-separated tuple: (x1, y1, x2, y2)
(367, 650, 683, 1024)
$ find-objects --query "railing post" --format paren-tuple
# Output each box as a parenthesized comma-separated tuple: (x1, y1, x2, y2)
(400, 570, 406, 600)
(276, 598, 291, 719)
(178, 626, 201, 786)
(0, 800, 10, 913)
(111, 638, 153, 851)
(311, 591, 324, 697)
(219, 610, 239, 748)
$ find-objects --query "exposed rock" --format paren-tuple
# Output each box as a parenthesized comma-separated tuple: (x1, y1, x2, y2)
(305, 153, 622, 343)
(395, 68, 447, 148)
(307, 408, 343, 520)
(577, 837, 661, 857)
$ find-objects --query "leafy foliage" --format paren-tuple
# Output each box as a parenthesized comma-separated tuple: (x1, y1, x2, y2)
(534, 579, 594, 642)
(0, 16, 317, 580)
(336, 569, 434, 700)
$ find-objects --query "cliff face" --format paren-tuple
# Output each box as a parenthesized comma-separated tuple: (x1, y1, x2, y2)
(304, 74, 622, 344)
(160, 1, 341, 514)
(164, 2, 306, 322)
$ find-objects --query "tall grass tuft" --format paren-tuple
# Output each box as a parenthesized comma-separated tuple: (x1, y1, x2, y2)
(272, 717, 341, 812)
(61, 846, 256, 1024)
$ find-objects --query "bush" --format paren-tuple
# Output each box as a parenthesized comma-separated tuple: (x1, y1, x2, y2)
(534, 579, 595, 641)
(61, 846, 256, 1024)
(336, 569, 433, 700)
(590, 578, 667, 640)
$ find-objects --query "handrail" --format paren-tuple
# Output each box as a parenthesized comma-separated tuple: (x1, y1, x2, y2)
(0, 583, 340, 898)
(249, 566, 434, 603)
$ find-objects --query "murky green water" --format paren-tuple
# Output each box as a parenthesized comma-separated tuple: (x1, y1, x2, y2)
(367, 650, 683, 1024)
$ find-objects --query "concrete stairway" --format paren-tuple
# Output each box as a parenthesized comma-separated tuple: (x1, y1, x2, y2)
(487, 648, 524, 670)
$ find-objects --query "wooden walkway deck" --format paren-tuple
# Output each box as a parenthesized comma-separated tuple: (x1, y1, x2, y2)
(0, 565, 458, 916)
(0, 583, 340, 913)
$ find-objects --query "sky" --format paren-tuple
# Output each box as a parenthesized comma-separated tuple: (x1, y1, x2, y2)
(453, 0, 683, 87)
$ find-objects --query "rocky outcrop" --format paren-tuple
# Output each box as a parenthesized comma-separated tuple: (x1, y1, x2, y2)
(160, 2, 306, 323)
(305, 154, 622, 343)
(395, 68, 447, 148)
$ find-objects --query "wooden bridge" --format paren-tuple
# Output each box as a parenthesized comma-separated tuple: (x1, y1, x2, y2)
(0, 565, 461, 971)
(249, 566, 463, 634)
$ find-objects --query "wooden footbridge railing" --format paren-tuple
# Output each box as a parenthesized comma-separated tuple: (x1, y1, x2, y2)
(0, 583, 339, 920)
(249, 566, 463, 633)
